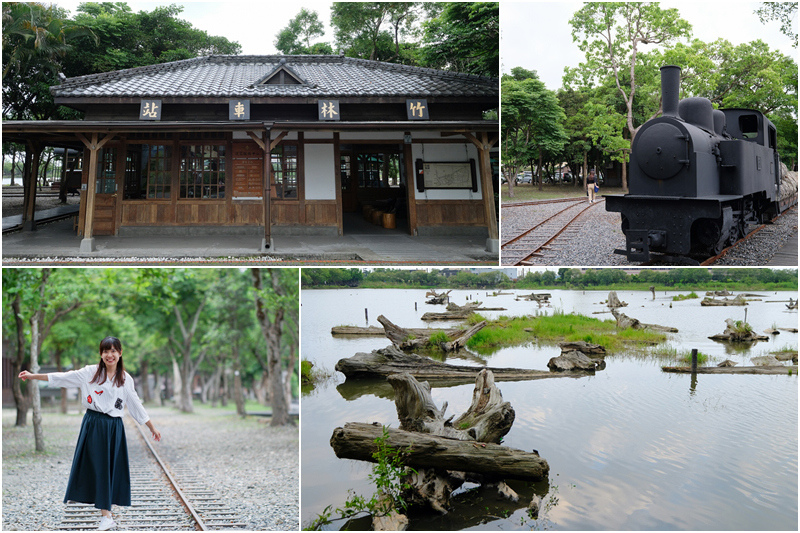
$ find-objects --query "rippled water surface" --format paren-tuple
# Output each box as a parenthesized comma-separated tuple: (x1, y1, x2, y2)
(301, 289, 798, 530)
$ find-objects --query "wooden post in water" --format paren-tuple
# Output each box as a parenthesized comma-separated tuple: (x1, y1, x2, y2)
(365, 308, 369, 325)
(691, 348, 698, 372)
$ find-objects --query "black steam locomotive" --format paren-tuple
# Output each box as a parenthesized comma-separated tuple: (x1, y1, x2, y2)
(606, 65, 796, 262)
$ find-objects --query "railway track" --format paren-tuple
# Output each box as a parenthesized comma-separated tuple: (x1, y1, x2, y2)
(501, 198, 603, 265)
(56, 419, 246, 531)
(699, 207, 797, 266)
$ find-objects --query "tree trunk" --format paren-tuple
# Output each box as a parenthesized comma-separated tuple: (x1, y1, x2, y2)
(537, 148, 544, 191)
(330, 422, 549, 482)
(141, 359, 151, 403)
(233, 350, 246, 417)
(11, 292, 30, 427)
(377, 314, 482, 351)
(30, 271, 50, 452)
(54, 348, 68, 414)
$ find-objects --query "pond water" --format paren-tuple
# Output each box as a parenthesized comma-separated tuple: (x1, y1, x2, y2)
(300, 288, 798, 531)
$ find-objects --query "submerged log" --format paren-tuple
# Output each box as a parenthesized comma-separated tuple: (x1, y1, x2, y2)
(425, 289, 452, 305)
(708, 318, 769, 342)
(557, 340, 606, 356)
(330, 422, 549, 482)
(516, 293, 551, 302)
(335, 345, 593, 382)
(332, 325, 461, 337)
(611, 309, 678, 332)
(548, 350, 604, 372)
(701, 294, 747, 306)
(421, 311, 473, 321)
(662, 365, 797, 375)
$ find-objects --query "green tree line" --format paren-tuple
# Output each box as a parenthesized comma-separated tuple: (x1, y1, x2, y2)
(302, 268, 798, 290)
(502, 2, 798, 197)
(3, 268, 299, 451)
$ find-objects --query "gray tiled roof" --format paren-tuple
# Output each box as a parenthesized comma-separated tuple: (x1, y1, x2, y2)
(52, 55, 498, 99)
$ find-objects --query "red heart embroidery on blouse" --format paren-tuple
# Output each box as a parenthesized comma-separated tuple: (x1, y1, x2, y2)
(87, 395, 92, 404)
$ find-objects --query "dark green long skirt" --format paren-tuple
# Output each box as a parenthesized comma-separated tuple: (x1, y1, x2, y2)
(64, 409, 131, 510)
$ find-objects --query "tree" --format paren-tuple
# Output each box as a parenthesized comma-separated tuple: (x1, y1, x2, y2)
(331, 2, 420, 62)
(756, 2, 798, 47)
(419, 2, 499, 77)
(502, 68, 567, 194)
(275, 8, 326, 55)
(567, 3, 692, 152)
(252, 269, 299, 426)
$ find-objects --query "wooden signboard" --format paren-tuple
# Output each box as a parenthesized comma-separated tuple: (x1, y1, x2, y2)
(232, 142, 263, 199)
(415, 159, 478, 192)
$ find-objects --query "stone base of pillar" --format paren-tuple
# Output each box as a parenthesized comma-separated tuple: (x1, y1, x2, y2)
(22, 220, 36, 231)
(485, 238, 499, 254)
(261, 237, 274, 252)
(79, 237, 96, 253)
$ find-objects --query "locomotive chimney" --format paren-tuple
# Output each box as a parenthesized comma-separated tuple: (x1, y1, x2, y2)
(660, 65, 681, 118)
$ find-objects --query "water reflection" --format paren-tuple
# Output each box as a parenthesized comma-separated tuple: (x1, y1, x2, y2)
(301, 289, 798, 531)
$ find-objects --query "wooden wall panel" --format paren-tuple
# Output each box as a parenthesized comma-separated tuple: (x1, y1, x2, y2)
(176, 202, 226, 225)
(272, 202, 300, 225)
(305, 201, 337, 226)
(415, 200, 486, 226)
(231, 202, 264, 225)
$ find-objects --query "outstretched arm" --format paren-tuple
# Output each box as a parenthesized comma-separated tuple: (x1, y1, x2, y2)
(18, 371, 48, 382)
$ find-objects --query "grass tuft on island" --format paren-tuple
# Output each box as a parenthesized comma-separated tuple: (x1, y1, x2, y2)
(464, 311, 667, 354)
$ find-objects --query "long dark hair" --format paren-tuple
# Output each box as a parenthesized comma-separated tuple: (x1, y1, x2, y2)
(90, 336, 126, 387)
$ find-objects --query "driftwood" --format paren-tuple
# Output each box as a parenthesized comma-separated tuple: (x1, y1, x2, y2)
(701, 294, 747, 306)
(377, 314, 485, 352)
(548, 351, 605, 372)
(662, 365, 797, 375)
(611, 309, 678, 332)
(330, 422, 549, 482)
(516, 293, 551, 302)
(425, 289, 452, 305)
(558, 340, 606, 356)
(332, 325, 460, 337)
(606, 291, 627, 308)
(486, 291, 513, 296)
(708, 318, 769, 342)
(706, 290, 733, 296)
(335, 345, 593, 382)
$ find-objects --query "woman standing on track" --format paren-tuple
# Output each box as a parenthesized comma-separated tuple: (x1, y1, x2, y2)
(19, 336, 161, 531)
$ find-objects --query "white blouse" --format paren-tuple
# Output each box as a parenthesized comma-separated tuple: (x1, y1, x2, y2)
(47, 365, 150, 425)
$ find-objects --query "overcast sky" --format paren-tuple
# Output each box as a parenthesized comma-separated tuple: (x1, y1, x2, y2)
(53, 0, 336, 55)
(502, 1, 798, 90)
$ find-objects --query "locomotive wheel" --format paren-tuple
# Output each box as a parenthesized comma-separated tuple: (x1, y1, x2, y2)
(691, 218, 725, 255)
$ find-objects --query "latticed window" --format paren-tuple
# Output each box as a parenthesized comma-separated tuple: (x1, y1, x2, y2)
(340, 154, 352, 190)
(357, 152, 401, 188)
(272, 144, 298, 199)
(180, 144, 226, 199)
(122, 144, 172, 199)
(95, 148, 117, 193)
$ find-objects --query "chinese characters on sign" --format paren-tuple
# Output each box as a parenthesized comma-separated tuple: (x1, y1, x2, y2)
(229, 100, 250, 120)
(318, 100, 340, 121)
(406, 99, 429, 120)
(139, 100, 162, 121)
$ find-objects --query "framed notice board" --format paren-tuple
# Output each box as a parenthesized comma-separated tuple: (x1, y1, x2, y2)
(415, 159, 478, 192)
(232, 142, 263, 199)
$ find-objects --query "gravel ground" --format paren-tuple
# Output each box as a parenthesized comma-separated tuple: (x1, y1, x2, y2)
(501, 199, 797, 266)
(2, 194, 80, 217)
(2, 405, 299, 532)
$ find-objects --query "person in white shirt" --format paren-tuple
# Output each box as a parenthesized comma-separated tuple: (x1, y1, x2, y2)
(19, 336, 161, 531)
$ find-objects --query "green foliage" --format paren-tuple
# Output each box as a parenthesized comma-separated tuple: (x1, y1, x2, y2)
(275, 8, 327, 55)
(465, 313, 665, 353)
(680, 351, 709, 365)
(305, 426, 415, 530)
(673, 292, 699, 301)
(756, 2, 798, 47)
(426, 330, 450, 348)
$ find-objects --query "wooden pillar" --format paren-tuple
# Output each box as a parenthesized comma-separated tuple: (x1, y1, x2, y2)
(333, 132, 343, 235)
(262, 126, 272, 251)
(22, 141, 42, 231)
(403, 134, 417, 236)
(464, 131, 499, 251)
(76, 133, 113, 252)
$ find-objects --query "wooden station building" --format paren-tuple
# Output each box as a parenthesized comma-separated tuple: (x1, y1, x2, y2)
(3, 54, 499, 253)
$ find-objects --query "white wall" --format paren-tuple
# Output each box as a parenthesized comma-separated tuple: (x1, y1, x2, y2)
(304, 144, 335, 200)
(411, 143, 482, 200)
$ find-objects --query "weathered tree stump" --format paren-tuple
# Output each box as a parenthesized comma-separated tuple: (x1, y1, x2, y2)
(425, 289, 452, 305)
(708, 318, 769, 342)
(548, 350, 605, 372)
(335, 345, 593, 382)
(330, 422, 549, 482)
(606, 291, 627, 308)
(701, 294, 747, 306)
(377, 315, 486, 352)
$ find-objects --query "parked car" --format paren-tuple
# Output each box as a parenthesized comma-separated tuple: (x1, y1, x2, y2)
(515, 171, 533, 184)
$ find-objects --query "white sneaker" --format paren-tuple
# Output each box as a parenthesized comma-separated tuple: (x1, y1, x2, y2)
(98, 517, 115, 531)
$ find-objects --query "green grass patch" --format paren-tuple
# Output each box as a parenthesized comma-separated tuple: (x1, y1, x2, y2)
(426, 330, 450, 348)
(673, 291, 699, 301)
(465, 312, 666, 353)
(680, 351, 709, 365)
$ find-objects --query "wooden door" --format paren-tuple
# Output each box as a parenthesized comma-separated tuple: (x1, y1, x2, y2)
(92, 193, 117, 235)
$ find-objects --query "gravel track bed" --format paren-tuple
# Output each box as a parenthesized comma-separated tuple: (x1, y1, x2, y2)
(2, 405, 299, 532)
(2, 195, 80, 217)
(501, 199, 797, 266)
(500, 198, 584, 243)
